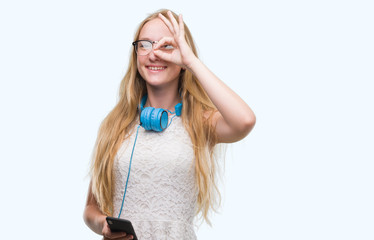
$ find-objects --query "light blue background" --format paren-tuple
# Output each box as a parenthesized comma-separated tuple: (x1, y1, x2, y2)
(0, 0, 373, 239)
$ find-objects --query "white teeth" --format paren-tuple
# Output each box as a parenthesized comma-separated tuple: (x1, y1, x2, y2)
(148, 66, 165, 71)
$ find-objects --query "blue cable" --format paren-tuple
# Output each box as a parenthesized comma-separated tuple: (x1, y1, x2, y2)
(166, 110, 177, 128)
(118, 125, 141, 218)
(167, 114, 177, 128)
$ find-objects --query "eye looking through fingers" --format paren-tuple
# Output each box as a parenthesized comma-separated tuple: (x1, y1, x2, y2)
(154, 37, 176, 51)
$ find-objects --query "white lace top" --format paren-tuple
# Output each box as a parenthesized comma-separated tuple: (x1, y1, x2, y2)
(113, 116, 198, 240)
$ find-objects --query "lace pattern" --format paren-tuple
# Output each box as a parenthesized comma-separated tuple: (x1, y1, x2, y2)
(113, 117, 197, 239)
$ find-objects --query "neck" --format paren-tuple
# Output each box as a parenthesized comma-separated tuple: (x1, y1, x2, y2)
(145, 86, 181, 111)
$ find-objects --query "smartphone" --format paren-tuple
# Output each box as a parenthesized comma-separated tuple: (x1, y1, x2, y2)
(106, 216, 138, 240)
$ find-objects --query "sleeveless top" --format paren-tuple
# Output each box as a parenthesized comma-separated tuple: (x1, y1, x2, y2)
(113, 117, 198, 240)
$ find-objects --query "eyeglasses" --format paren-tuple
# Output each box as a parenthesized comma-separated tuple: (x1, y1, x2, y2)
(132, 40, 174, 56)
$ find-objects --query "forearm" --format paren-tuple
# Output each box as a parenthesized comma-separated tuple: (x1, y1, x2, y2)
(187, 58, 256, 132)
(84, 204, 106, 235)
(84, 185, 106, 236)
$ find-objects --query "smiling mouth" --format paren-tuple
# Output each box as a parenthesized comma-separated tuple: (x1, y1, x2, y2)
(147, 66, 167, 71)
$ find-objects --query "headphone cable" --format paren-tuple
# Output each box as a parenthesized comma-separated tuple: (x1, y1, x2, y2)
(118, 124, 141, 218)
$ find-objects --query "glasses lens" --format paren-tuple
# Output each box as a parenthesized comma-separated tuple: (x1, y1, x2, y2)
(136, 40, 152, 55)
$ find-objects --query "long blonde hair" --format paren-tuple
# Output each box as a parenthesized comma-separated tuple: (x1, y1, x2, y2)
(90, 9, 219, 223)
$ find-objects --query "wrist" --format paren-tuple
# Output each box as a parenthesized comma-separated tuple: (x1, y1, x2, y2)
(97, 214, 107, 235)
(185, 57, 201, 72)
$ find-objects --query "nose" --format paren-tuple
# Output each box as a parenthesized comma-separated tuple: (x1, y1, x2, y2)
(148, 48, 159, 61)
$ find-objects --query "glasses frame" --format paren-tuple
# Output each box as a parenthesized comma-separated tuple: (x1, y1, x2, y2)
(132, 40, 159, 56)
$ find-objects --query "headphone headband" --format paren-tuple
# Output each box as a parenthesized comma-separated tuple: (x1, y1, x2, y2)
(139, 95, 182, 116)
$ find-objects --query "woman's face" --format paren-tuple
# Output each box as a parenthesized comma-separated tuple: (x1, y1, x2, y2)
(136, 18, 182, 89)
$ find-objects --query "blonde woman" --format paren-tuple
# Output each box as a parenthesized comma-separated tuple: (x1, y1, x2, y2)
(84, 9, 256, 240)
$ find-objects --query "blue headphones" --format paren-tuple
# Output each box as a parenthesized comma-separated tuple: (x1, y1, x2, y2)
(139, 95, 182, 132)
(117, 95, 183, 218)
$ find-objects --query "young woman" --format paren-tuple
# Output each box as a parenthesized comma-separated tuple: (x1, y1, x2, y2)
(84, 9, 256, 240)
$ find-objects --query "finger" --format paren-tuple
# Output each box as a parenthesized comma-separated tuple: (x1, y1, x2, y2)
(154, 37, 176, 50)
(153, 49, 174, 63)
(112, 232, 128, 238)
(104, 231, 128, 239)
(167, 11, 180, 35)
(158, 13, 175, 34)
(179, 14, 184, 34)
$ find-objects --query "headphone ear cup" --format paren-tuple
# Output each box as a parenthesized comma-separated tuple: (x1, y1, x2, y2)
(141, 107, 169, 132)
(150, 108, 168, 132)
(141, 107, 153, 131)
(150, 108, 160, 131)
(160, 111, 168, 130)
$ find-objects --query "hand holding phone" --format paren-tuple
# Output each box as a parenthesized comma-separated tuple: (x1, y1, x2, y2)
(106, 216, 138, 240)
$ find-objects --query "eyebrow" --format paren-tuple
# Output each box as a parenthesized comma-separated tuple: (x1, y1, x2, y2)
(137, 37, 159, 42)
